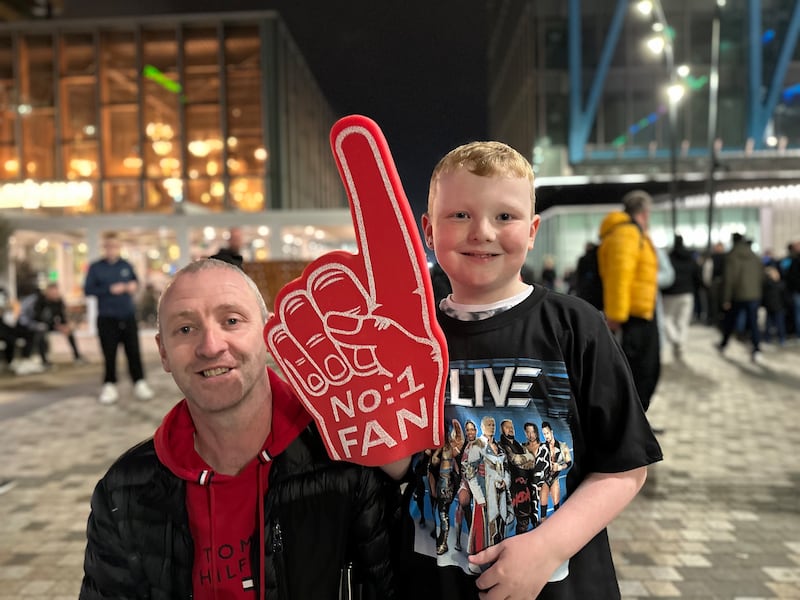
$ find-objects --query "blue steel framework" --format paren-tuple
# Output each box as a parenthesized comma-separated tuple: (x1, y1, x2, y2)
(568, 0, 800, 165)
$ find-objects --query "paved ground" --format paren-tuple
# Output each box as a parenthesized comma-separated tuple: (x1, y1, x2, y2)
(0, 325, 798, 599)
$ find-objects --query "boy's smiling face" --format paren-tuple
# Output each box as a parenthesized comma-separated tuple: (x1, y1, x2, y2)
(423, 168, 540, 305)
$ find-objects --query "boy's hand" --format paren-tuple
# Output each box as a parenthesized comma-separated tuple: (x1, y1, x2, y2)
(264, 115, 448, 467)
(470, 533, 561, 599)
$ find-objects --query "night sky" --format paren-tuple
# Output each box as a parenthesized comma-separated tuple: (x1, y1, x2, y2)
(63, 0, 489, 215)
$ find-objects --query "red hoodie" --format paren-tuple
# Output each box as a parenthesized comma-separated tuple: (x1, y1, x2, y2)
(154, 368, 311, 600)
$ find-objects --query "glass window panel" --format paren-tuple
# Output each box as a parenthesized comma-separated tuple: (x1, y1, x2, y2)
(185, 105, 221, 175)
(61, 32, 95, 76)
(227, 133, 264, 176)
(21, 34, 54, 107)
(63, 142, 99, 179)
(183, 26, 219, 105)
(0, 36, 16, 180)
(103, 180, 141, 213)
(225, 25, 262, 169)
(186, 177, 225, 211)
(22, 113, 55, 179)
(100, 30, 137, 104)
(144, 179, 178, 213)
(686, 87, 709, 148)
(100, 29, 140, 183)
(20, 35, 55, 179)
(229, 176, 264, 212)
(103, 105, 141, 177)
(543, 21, 567, 69)
(61, 81, 96, 141)
(603, 91, 627, 147)
(544, 93, 568, 145)
(143, 28, 181, 186)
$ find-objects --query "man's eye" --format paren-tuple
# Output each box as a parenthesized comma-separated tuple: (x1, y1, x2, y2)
(226, 318, 239, 326)
(178, 326, 192, 334)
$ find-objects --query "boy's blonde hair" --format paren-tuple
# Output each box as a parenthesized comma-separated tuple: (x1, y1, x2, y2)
(427, 141, 536, 212)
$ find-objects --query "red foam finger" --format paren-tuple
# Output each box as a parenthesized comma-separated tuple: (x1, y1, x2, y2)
(266, 325, 329, 396)
(309, 262, 371, 317)
(278, 289, 351, 385)
(331, 116, 436, 338)
(265, 115, 448, 467)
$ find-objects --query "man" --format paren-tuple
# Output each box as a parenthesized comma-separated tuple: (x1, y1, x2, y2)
(784, 240, 800, 338)
(80, 258, 399, 599)
(8, 285, 47, 375)
(84, 232, 153, 404)
(0, 285, 18, 373)
(462, 416, 510, 557)
(210, 226, 245, 268)
(597, 190, 660, 411)
(717, 232, 765, 362)
(33, 282, 86, 365)
(497, 419, 537, 535)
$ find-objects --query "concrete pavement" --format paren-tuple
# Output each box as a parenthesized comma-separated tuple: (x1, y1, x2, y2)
(0, 325, 798, 599)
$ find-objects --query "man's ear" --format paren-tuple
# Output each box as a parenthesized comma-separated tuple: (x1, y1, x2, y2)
(155, 333, 171, 373)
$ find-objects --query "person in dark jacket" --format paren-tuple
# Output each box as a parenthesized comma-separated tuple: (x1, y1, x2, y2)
(84, 232, 153, 404)
(717, 233, 765, 362)
(80, 258, 401, 600)
(783, 240, 800, 337)
(32, 282, 85, 365)
(761, 265, 787, 345)
(209, 226, 245, 268)
(661, 235, 702, 361)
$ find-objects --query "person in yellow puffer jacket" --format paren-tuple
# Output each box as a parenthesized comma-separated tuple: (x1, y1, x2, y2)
(597, 190, 660, 412)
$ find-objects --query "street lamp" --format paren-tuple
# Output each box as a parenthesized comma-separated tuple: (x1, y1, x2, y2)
(705, 0, 724, 253)
(638, 0, 683, 233)
(653, 1, 680, 233)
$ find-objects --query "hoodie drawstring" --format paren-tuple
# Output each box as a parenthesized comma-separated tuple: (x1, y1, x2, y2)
(198, 469, 218, 600)
(257, 449, 272, 600)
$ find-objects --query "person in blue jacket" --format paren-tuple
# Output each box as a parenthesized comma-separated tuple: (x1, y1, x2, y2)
(84, 232, 153, 404)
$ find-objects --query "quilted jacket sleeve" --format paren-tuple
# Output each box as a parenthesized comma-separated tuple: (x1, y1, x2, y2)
(79, 477, 142, 600)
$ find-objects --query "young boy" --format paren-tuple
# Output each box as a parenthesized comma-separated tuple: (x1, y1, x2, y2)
(408, 141, 662, 599)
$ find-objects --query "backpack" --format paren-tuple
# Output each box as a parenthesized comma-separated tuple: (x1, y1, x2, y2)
(575, 245, 604, 310)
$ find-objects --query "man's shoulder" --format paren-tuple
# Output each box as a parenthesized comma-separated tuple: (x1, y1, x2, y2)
(101, 438, 162, 487)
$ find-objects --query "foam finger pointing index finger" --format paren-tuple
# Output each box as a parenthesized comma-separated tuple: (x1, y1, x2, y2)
(331, 115, 427, 312)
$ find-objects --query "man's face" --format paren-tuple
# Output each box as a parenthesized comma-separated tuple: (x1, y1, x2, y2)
(525, 425, 538, 443)
(482, 417, 495, 437)
(501, 420, 514, 437)
(103, 239, 121, 261)
(422, 169, 540, 305)
(156, 267, 268, 417)
(543, 426, 554, 443)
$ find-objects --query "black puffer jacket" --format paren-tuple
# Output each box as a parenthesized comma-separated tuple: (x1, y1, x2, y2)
(80, 425, 400, 600)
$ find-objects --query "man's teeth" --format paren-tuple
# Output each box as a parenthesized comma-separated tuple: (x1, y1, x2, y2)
(203, 367, 230, 377)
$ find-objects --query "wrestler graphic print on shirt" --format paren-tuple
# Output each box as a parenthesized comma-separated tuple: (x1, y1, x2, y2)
(410, 357, 574, 580)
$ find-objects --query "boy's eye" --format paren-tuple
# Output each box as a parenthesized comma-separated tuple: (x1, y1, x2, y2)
(453, 211, 469, 219)
(498, 213, 512, 221)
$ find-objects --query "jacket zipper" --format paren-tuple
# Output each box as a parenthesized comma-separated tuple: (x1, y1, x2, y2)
(272, 519, 288, 600)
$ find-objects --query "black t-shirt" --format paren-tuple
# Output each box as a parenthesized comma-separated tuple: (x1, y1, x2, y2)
(403, 286, 662, 600)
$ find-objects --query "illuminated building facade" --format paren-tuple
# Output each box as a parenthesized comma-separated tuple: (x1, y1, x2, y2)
(0, 11, 355, 308)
